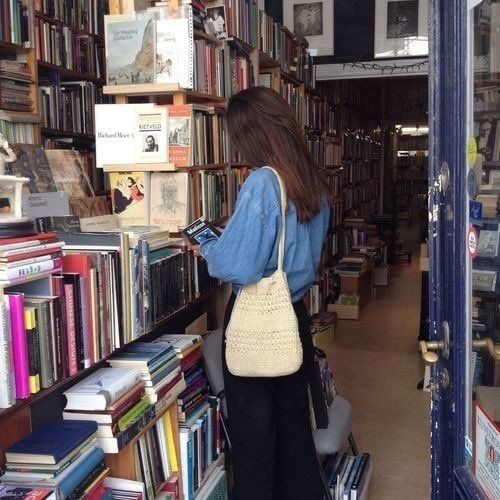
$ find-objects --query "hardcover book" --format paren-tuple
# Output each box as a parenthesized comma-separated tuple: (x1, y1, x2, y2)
(105, 17, 156, 85)
(63, 367, 142, 411)
(6, 419, 98, 465)
(0, 486, 56, 500)
(109, 171, 151, 227)
(150, 172, 189, 232)
(134, 107, 169, 164)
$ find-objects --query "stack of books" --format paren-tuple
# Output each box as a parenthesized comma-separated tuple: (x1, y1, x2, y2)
(0, 420, 107, 499)
(109, 342, 183, 405)
(0, 60, 33, 112)
(477, 194, 500, 218)
(334, 255, 368, 277)
(0, 232, 63, 283)
(152, 334, 224, 499)
(323, 452, 372, 500)
(103, 477, 145, 500)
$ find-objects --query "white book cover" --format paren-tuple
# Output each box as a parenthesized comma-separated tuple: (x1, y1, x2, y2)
(95, 103, 155, 168)
(478, 228, 500, 257)
(134, 107, 169, 163)
(150, 172, 189, 231)
(63, 367, 141, 410)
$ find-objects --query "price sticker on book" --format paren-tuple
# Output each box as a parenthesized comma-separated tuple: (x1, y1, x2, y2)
(468, 226, 479, 258)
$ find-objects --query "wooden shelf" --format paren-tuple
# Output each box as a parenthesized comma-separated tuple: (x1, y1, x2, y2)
(34, 11, 104, 42)
(38, 61, 105, 83)
(103, 83, 226, 102)
(102, 163, 176, 173)
(0, 41, 32, 54)
(259, 50, 280, 69)
(193, 29, 223, 45)
(41, 128, 95, 140)
(281, 69, 303, 87)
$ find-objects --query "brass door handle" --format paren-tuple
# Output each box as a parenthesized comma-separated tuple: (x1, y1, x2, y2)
(472, 338, 500, 361)
(419, 340, 444, 365)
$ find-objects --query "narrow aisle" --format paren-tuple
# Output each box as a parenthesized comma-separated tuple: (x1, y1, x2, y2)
(327, 257, 430, 499)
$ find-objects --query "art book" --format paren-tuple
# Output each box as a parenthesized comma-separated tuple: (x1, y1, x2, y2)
(105, 16, 156, 85)
(96, 103, 150, 167)
(6, 145, 57, 194)
(150, 172, 189, 232)
(478, 227, 500, 257)
(134, 107, 169, 164)
(44, 150, 95, 198)
(167, 105, 194, 166)
(109, 171, 151, 227)
(182, 216, 220, 245)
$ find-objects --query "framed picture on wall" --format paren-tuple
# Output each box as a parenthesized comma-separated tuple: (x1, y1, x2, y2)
(283, 0, 334, 56)
(374, 0, 428, 58)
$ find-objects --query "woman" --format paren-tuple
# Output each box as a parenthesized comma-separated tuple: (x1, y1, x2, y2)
(198, 87, 330, 500)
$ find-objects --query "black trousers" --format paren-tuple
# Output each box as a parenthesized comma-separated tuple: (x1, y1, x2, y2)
(222, 294, 323, 500)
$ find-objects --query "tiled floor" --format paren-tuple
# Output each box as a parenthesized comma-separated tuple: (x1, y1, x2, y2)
(326, 256, 431, 499)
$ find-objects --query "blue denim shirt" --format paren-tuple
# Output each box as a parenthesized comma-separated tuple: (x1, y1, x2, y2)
(199, 167, 330, 302)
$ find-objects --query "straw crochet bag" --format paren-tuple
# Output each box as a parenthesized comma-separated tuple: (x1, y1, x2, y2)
(225, 167, 303, 377)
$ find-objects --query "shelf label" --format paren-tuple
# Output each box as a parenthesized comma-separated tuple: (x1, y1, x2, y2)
(469, 201, 482, 224)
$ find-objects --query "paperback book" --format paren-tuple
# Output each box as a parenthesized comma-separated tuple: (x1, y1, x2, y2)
(182, 217, 220, 245)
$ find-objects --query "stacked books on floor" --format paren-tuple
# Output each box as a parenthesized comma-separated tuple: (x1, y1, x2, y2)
(0, 60, 33, 112)
(334, 255, 369, 277)
(0, 420, 108, 500)
(323, 452, 373, 500)
(63, 364, 186, 455)
(152, 334, 225, 500)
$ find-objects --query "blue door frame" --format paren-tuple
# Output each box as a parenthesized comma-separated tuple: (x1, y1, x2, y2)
(429, 1, 489, 498)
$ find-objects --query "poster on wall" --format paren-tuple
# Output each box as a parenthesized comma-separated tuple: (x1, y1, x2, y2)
(374, 0, 428, 58)
(283, 0, 334, 56)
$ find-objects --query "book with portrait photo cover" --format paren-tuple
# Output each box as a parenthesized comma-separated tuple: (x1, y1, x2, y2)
(182, 216, 220, 245)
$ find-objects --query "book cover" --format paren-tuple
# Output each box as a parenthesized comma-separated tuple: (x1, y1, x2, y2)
(63, 367, 141, 411)
(44, 150, 95, 199)
(35, 216, 81, 233)
(69, 196, 110, 219)
(167, 105, 193, 166)
(153, 333, 202, 353)
(6, 144, 57, 194)
(0, 296, 15, 408)
(181, 217, 220, 245)
(6, 419, 98, 465)
(6, 293, 30, 399)
(0, 486, 56, 500)
(109, 171, 151, 227)
(95, 103, 155, 168)
(24, 306, 40, 394)
(105, 17, 156, 85)
(51, 277, 68, 379)
(134, 106, 169, 164)
(150, 172, 189, 232)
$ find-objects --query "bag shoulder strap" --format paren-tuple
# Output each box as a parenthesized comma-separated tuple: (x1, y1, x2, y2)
(262, 166, 286, 271)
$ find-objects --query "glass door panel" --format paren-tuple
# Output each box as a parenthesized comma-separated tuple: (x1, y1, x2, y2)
(467, 0, 500, 497)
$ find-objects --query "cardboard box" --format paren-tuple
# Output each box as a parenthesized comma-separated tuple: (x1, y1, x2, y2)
(312, 325, 335, 350)
(327, 303, 360, 320)
(420, 242, 429, 272)
(340, 271, 372, 308)
(373, 265, 389, 286)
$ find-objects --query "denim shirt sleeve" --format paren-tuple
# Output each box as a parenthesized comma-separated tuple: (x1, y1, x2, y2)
(199, 171, 279, 287)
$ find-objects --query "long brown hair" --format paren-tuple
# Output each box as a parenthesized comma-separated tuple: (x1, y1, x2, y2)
(226, 86, 328, 222)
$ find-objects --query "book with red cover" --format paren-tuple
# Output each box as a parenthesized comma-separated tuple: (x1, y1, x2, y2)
(6, 292, 30, 399)
(180, 347, 202, 372)
(64, 283, 78, 376)
(0, 232, 57, 246)
(63, 255, 94, 366)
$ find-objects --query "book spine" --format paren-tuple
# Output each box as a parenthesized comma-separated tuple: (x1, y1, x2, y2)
(79, 276, 91, 368)
(65, 284, 78, 376)
(114, 404, 156, 452)
(117, 396, 151, 432)
(7, 294, 30, 398)
(0, 297, 16, 408)
(0, 257, 62, 280)
(24, 308, 40, 394)
(38, 301, 55, 389)
(350, 454, 370, 498)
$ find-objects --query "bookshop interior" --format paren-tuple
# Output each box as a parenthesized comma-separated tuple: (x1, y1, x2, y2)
(0, 0, 498, 499)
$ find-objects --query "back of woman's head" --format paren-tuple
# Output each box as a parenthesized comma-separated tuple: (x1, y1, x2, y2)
(227, 86, 328, 222)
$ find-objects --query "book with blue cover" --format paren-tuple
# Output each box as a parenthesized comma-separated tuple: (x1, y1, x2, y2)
(6, 420, 98, 465)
